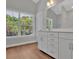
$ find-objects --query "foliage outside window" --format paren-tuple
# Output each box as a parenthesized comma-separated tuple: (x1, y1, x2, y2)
(6, 10, 33, 36)
(20, 16, 32, 35)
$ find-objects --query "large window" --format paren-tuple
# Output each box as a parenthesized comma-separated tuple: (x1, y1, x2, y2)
(6, 10, 33, 36)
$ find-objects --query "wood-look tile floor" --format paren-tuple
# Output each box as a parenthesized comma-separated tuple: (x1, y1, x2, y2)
(6, 43, 54, 59)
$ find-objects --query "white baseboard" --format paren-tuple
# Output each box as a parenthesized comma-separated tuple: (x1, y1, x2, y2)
(6, 41, 37, 48)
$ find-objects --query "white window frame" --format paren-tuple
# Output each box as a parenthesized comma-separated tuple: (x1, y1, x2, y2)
(6, 10, 35, 38)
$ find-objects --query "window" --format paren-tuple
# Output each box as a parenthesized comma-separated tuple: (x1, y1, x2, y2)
(46, 18, 53, 30)
(6, 10, 19, 36)
(20, 13, 33, 35)
(6, 10, 33, 36)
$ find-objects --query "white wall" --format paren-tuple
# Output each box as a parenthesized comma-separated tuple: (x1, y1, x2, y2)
(36, 0, 47, 31)
(35, 0, 48, 44)
(6, 35, 36, 48)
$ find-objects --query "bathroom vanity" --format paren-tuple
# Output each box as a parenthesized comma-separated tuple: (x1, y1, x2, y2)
(38, 29, 73, 59)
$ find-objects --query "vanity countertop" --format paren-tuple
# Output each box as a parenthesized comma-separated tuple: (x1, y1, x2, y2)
(39, 29, 73, 33)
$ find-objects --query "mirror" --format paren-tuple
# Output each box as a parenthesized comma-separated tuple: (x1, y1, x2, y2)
(46, 0, 73, 29)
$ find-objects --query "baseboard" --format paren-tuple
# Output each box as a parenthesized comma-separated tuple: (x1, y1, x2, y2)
(6, 41, 37, 48)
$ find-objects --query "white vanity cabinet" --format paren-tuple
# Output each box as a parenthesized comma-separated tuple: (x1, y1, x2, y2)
(59, 33, 73, 59)
(38, 29, 73, 59)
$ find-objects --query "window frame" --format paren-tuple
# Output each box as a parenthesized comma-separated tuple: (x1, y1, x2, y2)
(6, 10, 35, 37)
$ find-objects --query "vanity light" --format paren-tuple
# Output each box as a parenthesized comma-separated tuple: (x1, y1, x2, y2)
(47, 0, 54, 8)
(32, 0, 39, 3)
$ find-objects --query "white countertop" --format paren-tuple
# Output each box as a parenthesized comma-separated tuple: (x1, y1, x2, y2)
(39, 29, 73, 33)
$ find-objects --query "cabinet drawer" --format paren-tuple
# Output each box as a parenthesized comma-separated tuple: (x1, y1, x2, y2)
(59, 33, 73, 39)
(48, 38, 58, 44)
(48, 32, 58, 38)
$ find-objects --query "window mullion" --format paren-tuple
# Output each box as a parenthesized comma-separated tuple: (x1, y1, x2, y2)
(18, 11, 21, 36)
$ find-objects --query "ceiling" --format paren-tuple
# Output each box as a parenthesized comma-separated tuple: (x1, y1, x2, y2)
(49, 0, 73, 15)
(6, 0, 37, 14)
(6, 0, 73, 15)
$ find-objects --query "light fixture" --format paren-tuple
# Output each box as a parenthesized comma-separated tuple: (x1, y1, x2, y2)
(32, 0, 39, 4)
(47, 0, 55, 8)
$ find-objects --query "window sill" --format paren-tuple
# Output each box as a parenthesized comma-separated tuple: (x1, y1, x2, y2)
(6, 34, 34, 39)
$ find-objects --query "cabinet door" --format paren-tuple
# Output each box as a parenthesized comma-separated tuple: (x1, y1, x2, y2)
(48, 38, 58, 59)
(59, 39, 73, 59)
(40, 32, 48, 52)
(37, 31, 42, 50)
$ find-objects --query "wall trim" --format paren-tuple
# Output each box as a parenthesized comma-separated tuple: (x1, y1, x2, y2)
(6, 41, 37, 48)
